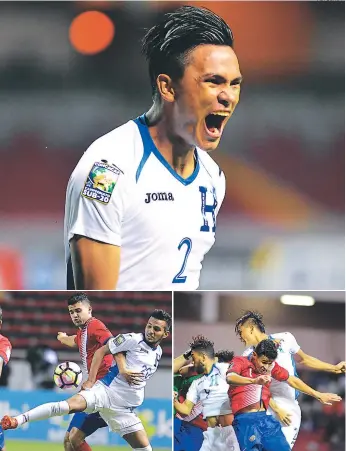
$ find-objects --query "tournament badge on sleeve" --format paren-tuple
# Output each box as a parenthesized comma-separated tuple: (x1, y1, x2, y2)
(82, 161, 122, 204)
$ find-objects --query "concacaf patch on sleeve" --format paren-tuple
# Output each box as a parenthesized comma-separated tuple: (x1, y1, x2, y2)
(82, 161, 122, 204)
(113, 334, 126, 346)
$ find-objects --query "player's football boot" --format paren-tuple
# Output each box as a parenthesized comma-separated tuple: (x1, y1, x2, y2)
(1, 415, 18, 430)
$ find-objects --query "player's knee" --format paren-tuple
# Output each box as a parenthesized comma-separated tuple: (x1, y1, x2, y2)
(69, 427, 85, 448)
(132, 446, 152, 451)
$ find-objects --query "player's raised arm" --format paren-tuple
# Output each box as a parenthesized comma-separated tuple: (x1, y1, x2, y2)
(57, 332, 77, 348)
(286, 375, 342, 405)
(70, 236, 120, 289)
(174, 347, 192, 373)
(294, 348, 346, 374)
(270, 360, 342, 406)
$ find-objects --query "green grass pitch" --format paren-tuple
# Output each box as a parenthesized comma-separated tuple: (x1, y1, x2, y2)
(7, 441, 169, 451)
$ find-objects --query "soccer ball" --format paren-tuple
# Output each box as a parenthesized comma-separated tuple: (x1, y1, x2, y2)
(53, 361, 83, 390)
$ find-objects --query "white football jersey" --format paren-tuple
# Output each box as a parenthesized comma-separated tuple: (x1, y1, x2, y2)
(186, 362, 232, 418)
(100, 332, 162, 408)
(64, 115, 226, 290)
(243, 332, 301, 402)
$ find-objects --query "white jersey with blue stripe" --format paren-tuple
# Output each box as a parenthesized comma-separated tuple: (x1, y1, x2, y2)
(100, 332, 162, 407)
(64, 115, 226, 290)
(243, 332, 301, 402)
(186, 362, 232, 418)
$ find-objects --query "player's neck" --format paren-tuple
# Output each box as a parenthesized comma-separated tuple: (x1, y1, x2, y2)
(204, 360, 214, 375)
(143, 337, 159, 349)
(253, 332, 268, 345)
(145, 106, 196, 179)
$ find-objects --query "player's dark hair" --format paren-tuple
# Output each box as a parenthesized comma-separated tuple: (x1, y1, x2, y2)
(254, 339, 278, 360)
(235, 311, 266, 337)
(142, 5, 234, 99)
(189, 335, 215, 359)
(215, 349, 234, 363)
(67, 292, 91, 307)
(150, 309, 172, 331)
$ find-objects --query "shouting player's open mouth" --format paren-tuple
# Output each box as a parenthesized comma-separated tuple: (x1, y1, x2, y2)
(204, 111, 230, 139)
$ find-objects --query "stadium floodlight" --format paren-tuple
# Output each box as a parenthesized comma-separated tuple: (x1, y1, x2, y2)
(280, 295, 315, 306)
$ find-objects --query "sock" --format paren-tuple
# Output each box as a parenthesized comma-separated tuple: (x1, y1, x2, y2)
(132, 446, 152, 451)
(76, 442, 92, 451)
(15, 401, 70, 426)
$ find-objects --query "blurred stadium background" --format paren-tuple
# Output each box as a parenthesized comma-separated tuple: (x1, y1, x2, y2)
(0, 1, 344, 290)
(174, 290, 345, 451)
(0, 290, 172, 450)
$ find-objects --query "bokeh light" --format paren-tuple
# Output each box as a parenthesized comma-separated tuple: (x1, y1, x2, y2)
(69, 11, 115, 55)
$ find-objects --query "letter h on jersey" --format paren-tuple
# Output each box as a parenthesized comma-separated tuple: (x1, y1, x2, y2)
(199, 186, 217, 232)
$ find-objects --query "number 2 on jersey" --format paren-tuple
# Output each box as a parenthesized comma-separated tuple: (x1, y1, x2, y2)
(172, 237, 192, 283)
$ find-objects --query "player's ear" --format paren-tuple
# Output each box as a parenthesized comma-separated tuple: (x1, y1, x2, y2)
(156, 74, 175, 102)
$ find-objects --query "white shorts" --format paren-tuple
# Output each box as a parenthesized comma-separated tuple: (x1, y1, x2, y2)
(79, 381, 144, 437)
(200, 425, 240, 451)
(267, 399, 301, 449)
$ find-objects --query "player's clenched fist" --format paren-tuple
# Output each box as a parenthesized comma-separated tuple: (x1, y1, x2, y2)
(57, 332, 67, 342)
(254, 375, 271, 386)
(334, 361, 346, 373)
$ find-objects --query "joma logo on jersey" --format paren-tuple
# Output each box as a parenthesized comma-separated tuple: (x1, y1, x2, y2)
(145, 192, 174, 203)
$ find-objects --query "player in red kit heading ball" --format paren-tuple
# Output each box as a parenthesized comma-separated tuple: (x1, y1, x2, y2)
(227, 339, 342, 451)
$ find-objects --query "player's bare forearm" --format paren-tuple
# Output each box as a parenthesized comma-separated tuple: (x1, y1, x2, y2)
(88, 344, 111, 383)
(269, 398, 279, 413)
(0, 359, 3, 378)
(287, 375, 319, 399)
(57, 333, 77, 348)
(269, 398, 292, 426)
(174, 399, 194, 416)
(174, 355, 191, 374)
(295, 351, 340, 373)
(70, 236, 120, 289)
(113, 352, 126, 372)
(227, 373, 256, 386)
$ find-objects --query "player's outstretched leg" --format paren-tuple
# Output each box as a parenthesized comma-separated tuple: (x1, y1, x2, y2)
(1, 394, 87, 430)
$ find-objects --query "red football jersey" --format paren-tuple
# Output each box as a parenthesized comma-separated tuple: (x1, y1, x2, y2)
(74, 317, 113, 380)
(227, 356, 289, 415)
(0, 334, 12, 366)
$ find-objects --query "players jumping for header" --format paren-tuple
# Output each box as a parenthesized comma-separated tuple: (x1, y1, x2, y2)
(1, 309, 172, 451)
(227, 339, 341, 451)
(235, 310, 346, 448)
(175, 322, 343, 451)
(65, 5, 242, 290)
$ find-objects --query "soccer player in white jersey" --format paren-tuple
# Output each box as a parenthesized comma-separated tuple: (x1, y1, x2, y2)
(1, 309, 171, 451)
(174, 336, 240, 451)
(235, 311, 346, 449)
(64, 5, 242, 290)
